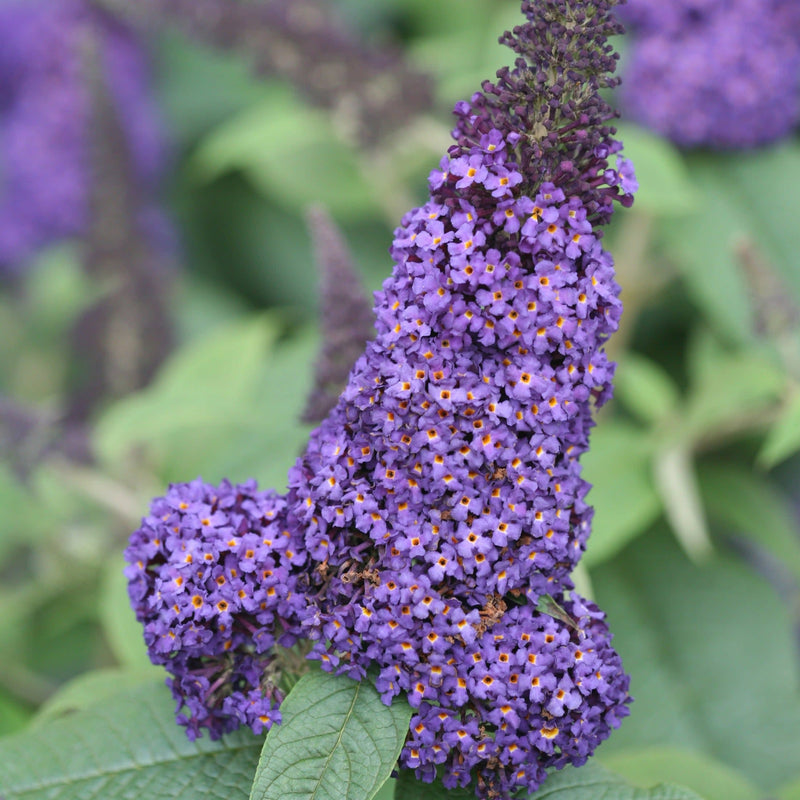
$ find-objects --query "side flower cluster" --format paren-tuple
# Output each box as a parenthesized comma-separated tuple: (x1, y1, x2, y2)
(619, 0, 800, 148)
(125, 2, 633, 797)
(125, 479, 307, 740)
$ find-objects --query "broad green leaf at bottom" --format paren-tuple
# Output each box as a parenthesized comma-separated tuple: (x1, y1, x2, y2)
(0, 681, 262, 800)
(31, 668, 161, 728)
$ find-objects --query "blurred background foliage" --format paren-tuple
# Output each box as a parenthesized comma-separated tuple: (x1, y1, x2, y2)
(1, 1, 800, 799)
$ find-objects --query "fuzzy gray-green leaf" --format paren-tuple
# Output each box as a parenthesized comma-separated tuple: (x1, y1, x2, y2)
(249, 668, 413, 800)
(0, 681, 262, 800)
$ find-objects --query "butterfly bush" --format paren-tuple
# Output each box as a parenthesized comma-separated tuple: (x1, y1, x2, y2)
(126, 0, 634, 796)
(619, 0, 800, 148)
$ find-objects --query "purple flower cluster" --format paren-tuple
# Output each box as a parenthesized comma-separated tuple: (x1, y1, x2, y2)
(401, 596, 629, 795)
(292, 133, 625, 620)
(125, 478, 307, 740)
(125, 1, 633, 796)
(0, 0, 164, 274)
(286, 116, 631, 794)
(619, 0, 800, 148)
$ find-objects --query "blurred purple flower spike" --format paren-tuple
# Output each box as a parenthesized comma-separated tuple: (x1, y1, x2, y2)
(619, 0, 800, 148)
(0, 0, 165, 274)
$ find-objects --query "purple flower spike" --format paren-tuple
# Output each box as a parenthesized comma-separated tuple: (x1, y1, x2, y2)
(301, 206, 375, 425)
(96, 0, 435, 150)
(444, 0, 630, 225)
(288, 121, 629, 654)
(280, 1, 633, 795)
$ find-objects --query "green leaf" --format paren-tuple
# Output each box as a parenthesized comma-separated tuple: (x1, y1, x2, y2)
(581, 422, 662, 567)
(778, 774, 800, 800)
(712, 140, 800, 306)
(593, 527, 800, 790)
(26, 461, 116, 534)
(0, 691, 32, 737)
(32, 669, 161, 727)
(698, 463, 800, 585)
(659, 156, 755, 344)
(664, 143, 800, 342)
(193, 89, 376, 220)
(759, 389, 800, 468)
(601, 747, 761, 800)
(92, 316, 315, 490)
(613, 124, 699, 216)
(683, 329, 784, 442)
(98, 554, 160, 671)
(536, 595, 582, 631)
(0, 464, 58, 564)
(147, 314, 280, 405)
(614, 353, 682, 426)
(25, 243, 99, 340)
(175, 276, 252, 344)
(94, 315, 280, 482)
(211, 328, 316, 490)
(531, 762, 704, 799)
(155, 31, 271, 145)
(0, 682, 262, 799)
(652, 446, 712, 562)
(529, 762, 704, 799)
(371, 777, 397, 800)
(249, 669, 413, 800)
(409, 3, 519, 104)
